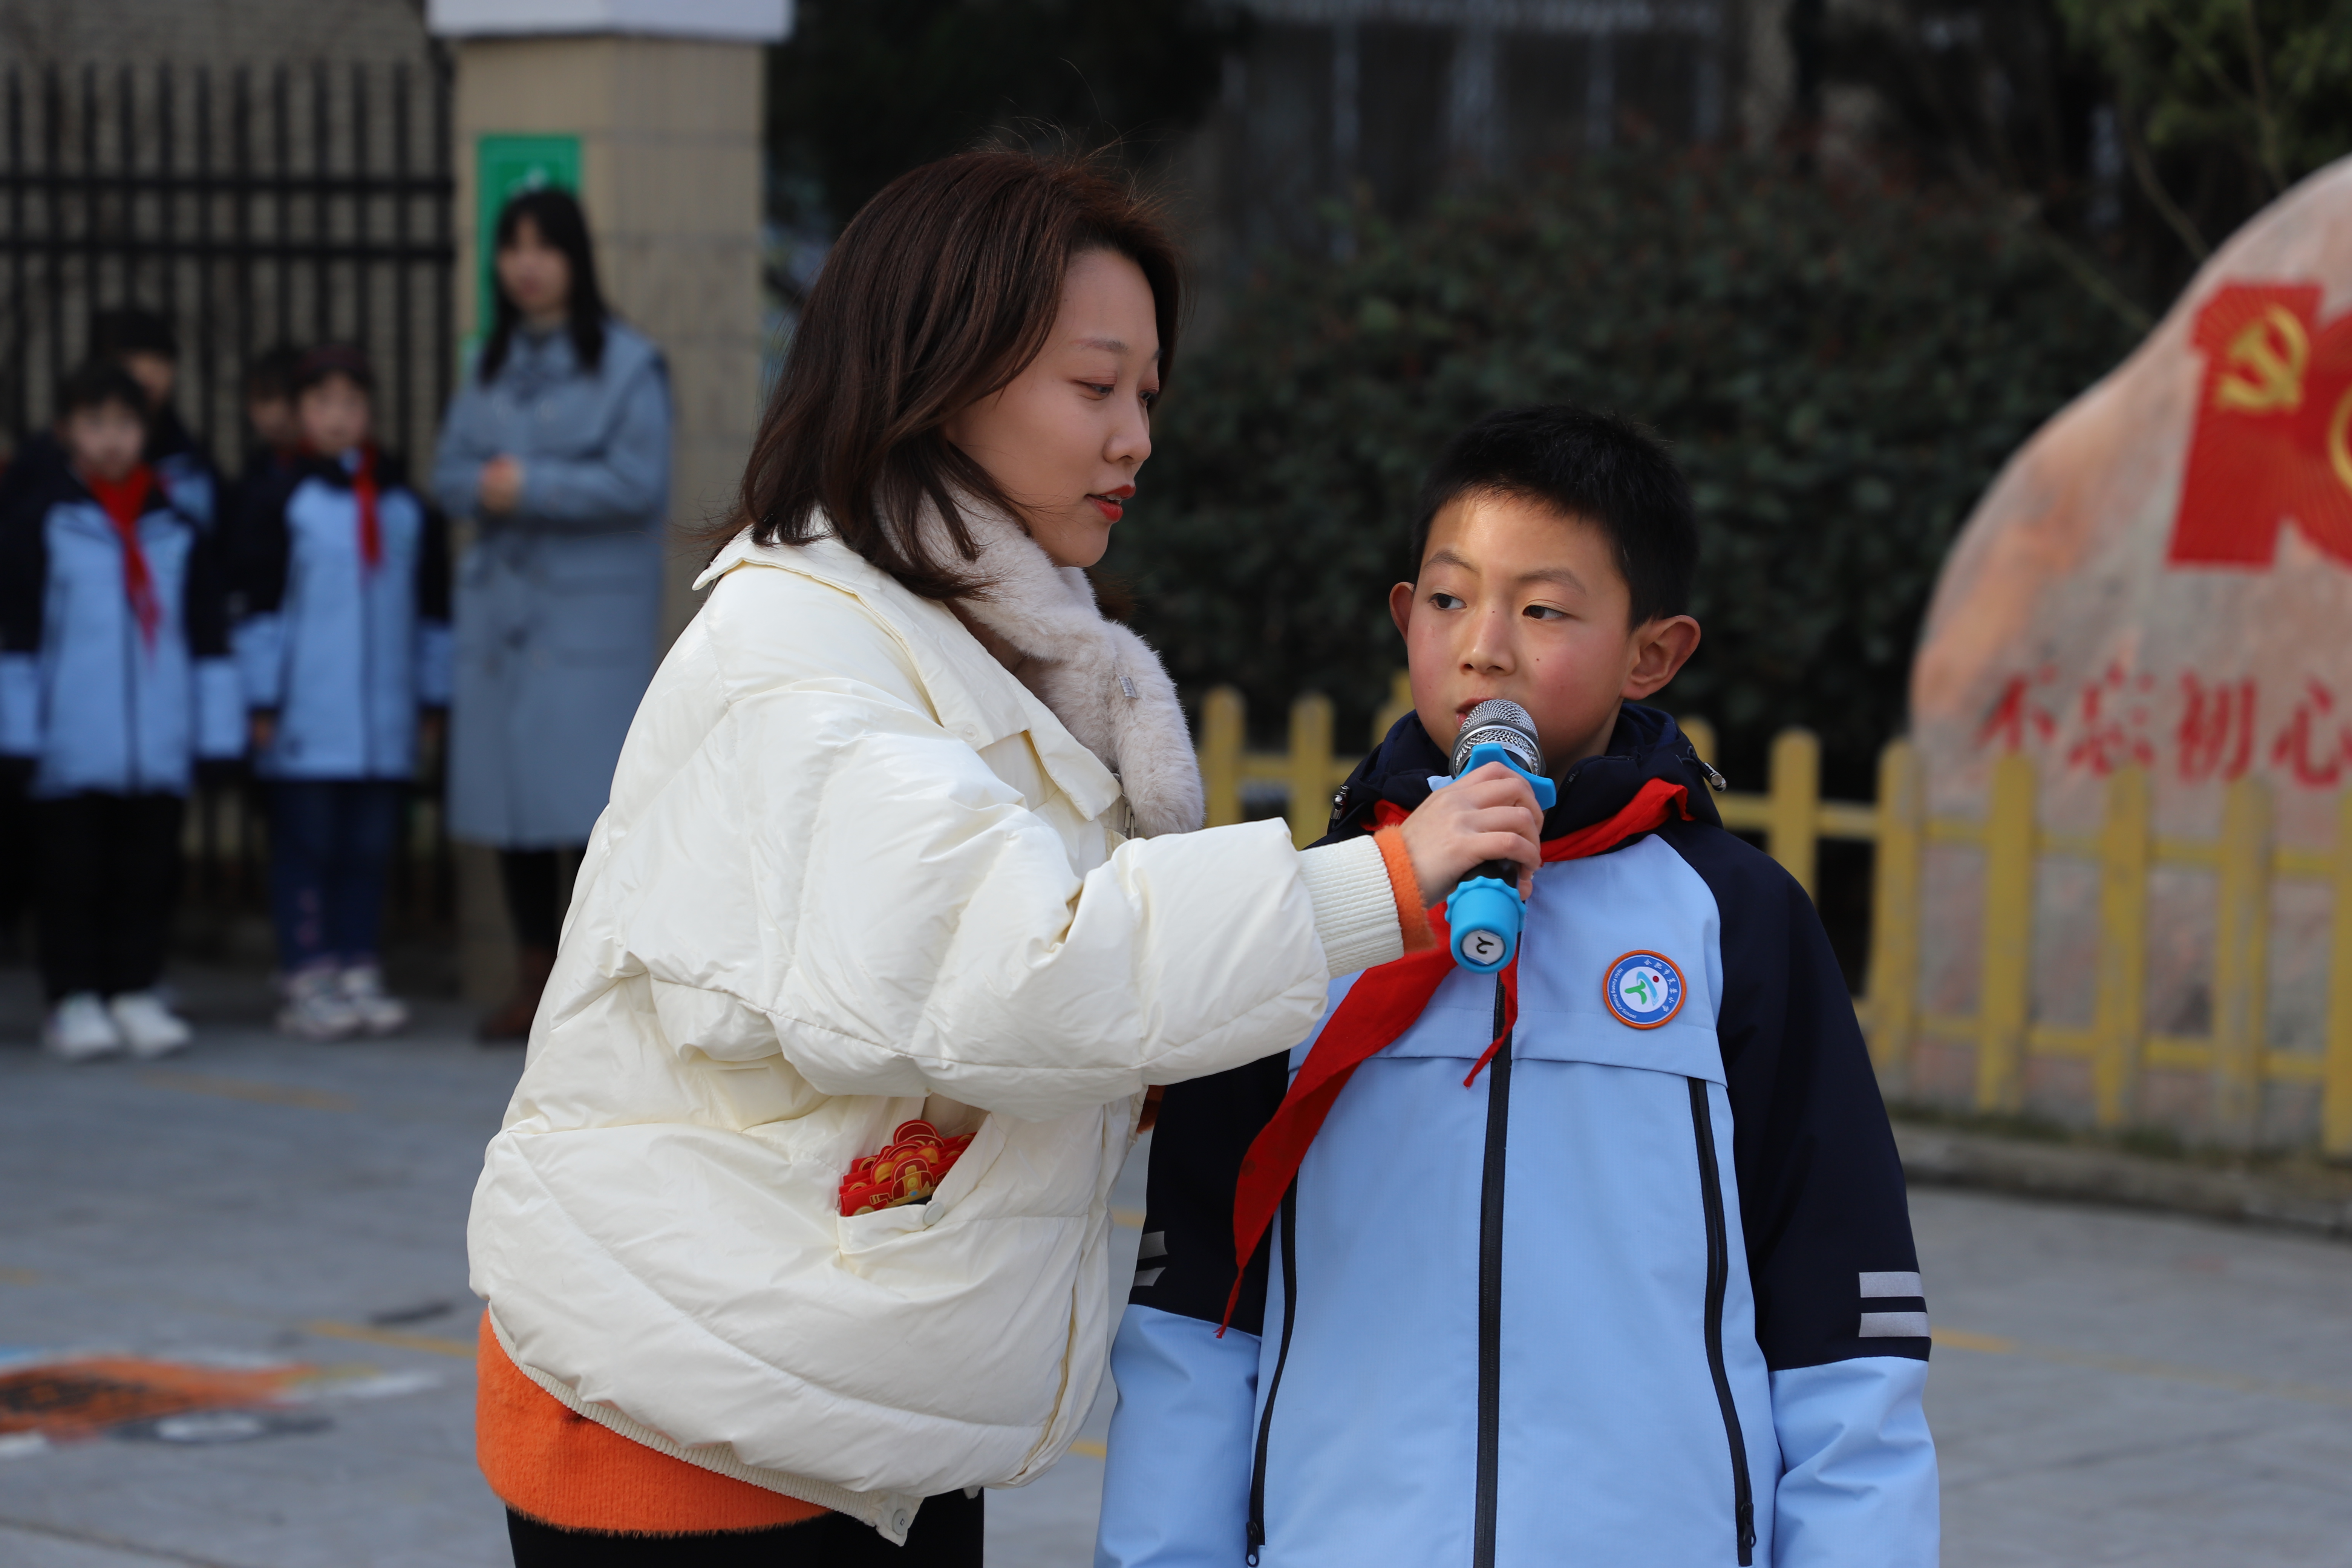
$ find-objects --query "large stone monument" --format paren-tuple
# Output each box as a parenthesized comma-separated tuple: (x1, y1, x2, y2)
(1910, 156, 2352, 1143)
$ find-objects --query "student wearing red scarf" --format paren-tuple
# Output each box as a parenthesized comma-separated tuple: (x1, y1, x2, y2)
(227, 345, 452, 1042)
(0, 361, 242, 1059)
(1098, 408, 1939, 1568)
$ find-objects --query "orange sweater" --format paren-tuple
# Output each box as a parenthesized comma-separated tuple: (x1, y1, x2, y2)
(476, 1313, 828, 1534)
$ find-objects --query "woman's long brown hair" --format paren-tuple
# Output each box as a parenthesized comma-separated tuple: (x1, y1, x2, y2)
(716, 149, 1182, 599)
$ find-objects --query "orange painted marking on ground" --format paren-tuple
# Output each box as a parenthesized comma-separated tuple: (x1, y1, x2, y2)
(0, 1358, 309, 1442)
(303, 1320, 475, 1359)
(138, 1071, 356, 1112)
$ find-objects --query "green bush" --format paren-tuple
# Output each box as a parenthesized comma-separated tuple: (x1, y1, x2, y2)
(1111, 153, 2142, 791)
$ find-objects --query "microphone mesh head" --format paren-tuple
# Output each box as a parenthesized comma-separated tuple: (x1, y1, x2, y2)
(1452, 699, 1542, 778)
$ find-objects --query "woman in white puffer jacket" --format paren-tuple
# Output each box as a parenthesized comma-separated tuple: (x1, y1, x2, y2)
(466, 150, 1542, 1568)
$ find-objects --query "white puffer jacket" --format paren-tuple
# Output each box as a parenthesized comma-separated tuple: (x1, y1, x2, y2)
(466, 510, 1405, 1542)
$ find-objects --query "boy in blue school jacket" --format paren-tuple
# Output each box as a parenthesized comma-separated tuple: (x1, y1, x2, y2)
(1096, 407, 1937, 1568)
(0, 361, 243, 1060)
(229, 345, 451, 1041)
(92, 307, 219, 533)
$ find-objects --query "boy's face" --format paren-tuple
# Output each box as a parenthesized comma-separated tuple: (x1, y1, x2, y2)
(60, 401, 148, 485)
(1389, 490, 1702, 775)
(248, 393, 299, 449)
(297, 374, 371, 455)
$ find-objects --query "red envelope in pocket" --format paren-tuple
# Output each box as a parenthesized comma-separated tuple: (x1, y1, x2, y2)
(839, 1120, 976, 1217)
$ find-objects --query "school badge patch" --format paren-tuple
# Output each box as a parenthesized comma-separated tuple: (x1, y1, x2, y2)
(1604, 951, 1685, 1029)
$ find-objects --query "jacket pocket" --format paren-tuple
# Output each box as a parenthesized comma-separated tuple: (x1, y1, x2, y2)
(832, 1112, 1009, 1260)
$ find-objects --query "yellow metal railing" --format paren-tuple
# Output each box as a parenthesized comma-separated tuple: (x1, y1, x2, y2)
(1199, 674, 1418, 848)
(1194, 683, 2352, 1155)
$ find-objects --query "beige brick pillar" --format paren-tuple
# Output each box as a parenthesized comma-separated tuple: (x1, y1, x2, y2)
(429, 0, 784, 1004)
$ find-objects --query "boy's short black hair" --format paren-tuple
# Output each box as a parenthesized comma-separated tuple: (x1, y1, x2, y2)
(243, 342, 307, 403)
(56, 359, 154, 425)
(1410, 405, 1698, 626)
(294, 342, 376, 397)
(90, 307, 179, 363)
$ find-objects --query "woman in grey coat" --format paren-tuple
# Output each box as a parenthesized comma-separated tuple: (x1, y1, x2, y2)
(432, 188, 671, 1038)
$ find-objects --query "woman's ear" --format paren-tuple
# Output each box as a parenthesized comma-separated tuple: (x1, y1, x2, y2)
(1622, 615, 1701, 700)
(1389, 580, 1416, 640)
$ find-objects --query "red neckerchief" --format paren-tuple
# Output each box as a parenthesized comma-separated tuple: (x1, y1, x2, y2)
(349, 446, 382, 570)
(1219, 776, 1692, 1334)
(84, 465, 162, 649)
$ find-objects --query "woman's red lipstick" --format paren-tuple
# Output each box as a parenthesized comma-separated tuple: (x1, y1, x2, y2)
(1089, 485, 1136, 522)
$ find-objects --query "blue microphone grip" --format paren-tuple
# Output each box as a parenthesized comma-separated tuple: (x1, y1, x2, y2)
(1434, 742, 1556, 972)
(1446, 874, 1522, 972)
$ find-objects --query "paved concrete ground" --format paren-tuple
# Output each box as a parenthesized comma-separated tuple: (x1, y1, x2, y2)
(1, 962, 2348, 1566)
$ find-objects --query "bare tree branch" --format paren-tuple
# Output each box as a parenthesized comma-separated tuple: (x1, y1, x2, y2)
(2119, 100, 2211, 260)
(2237, 0, 2286, 192)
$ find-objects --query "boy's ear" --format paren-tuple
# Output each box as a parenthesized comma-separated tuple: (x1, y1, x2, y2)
(1388, 580, 1416, 640)
(1622, 614, 1702, 701)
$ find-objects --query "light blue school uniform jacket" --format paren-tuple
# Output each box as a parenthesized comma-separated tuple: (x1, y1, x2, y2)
(430, 319, 670, 848)
(1096, 708, 1938, 1568)
(149, 405, 218, 532)
(228, 448, 452, 780)
(0, 469, 242, 796)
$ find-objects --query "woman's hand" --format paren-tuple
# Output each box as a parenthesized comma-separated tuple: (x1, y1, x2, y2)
(1396, 761, 1544, 904)
(478, 455, 526, 514)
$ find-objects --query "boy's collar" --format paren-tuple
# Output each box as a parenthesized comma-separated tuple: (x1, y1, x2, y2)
(298, 443, 395, 486)
(1321, 700, 1722, 847)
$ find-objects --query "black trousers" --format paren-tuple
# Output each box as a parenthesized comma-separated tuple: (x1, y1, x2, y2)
(506, 1490, 983, 1566)
(498, 847, 581, 952)
(0, 765, 32, 950)
(34, 792, 184, 1001)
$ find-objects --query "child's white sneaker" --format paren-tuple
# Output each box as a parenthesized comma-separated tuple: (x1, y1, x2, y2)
(107, 990, 194, 1059)
(43, 993, 124, 1061)
(277, 966, 360, 1042)
(338, 963, 408, 1037)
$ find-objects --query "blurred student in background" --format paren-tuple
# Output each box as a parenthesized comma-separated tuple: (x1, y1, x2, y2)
(431, 187, 671, 1041)
(91, 308, 219, 534)
(231, 346, 451, 1041)
(234, 343, 308, 531)
(0, 361, 242, 1060)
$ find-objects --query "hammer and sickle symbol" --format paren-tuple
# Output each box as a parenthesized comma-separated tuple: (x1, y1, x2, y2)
(2211, 305, 2309, 414)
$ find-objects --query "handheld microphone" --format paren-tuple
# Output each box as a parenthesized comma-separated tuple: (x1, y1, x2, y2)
(1440, 699, 1557, 973)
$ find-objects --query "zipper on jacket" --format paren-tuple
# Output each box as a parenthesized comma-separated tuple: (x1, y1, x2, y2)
(1244, 1185, 1299, 1566)
(1687, 1077, 1758, 1566)
(122, 541, 143, 793)
(1472, 975, 1511, 1568)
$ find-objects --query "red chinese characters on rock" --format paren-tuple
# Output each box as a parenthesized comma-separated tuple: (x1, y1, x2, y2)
(1973, 669, 2351, 790)
(1976, 666, 2060, 753)
(2177, 674, 2257, 783)
(2271, 677, 2352, 786)
(2066, 662, 2158, 776)
(2170, 282, 2352, 568)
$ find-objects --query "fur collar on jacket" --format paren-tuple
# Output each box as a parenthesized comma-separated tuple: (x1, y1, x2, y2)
(925, 500, 1204, 839)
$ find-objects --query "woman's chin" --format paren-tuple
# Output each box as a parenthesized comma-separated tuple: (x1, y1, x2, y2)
(1035, 515, 1113, 570)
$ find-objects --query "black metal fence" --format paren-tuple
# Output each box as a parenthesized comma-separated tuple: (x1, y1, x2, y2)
(0, 61, 459, 948)
(0, 59, 456, 481)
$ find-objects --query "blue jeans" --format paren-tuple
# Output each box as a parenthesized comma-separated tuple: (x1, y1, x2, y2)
(266, 780, 405, 971)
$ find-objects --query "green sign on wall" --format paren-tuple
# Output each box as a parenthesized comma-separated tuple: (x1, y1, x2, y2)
(473, 133, 582, 354)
